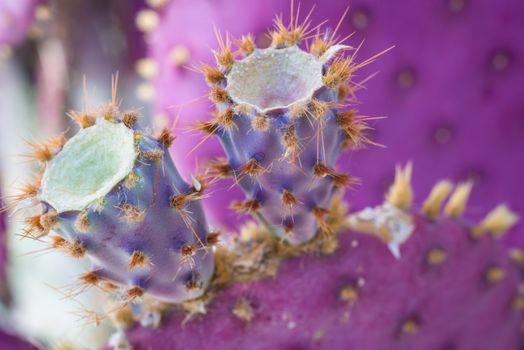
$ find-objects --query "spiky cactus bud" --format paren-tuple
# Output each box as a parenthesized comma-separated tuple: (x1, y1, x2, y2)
(17, 100, 214, 303)
(200, 15, 377, 245)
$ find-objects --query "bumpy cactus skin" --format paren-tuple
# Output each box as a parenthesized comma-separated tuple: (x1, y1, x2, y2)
(200, 20, 366, 245)
(117, 172, 522, 350)
(19, 102, 214, 303)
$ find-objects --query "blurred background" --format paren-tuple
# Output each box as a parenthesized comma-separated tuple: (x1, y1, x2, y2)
(0, 0, 522, 348)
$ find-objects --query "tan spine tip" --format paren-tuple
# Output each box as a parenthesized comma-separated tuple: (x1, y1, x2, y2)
(422, 180, 453, 219)
(385, 162, 413, 210)
(238, 35, 255, 56)
(474, 204, 519, 239)
(444, 180, 473, 218)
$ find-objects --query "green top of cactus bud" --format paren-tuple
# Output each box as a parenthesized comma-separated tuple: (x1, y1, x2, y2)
(40, 119, 136, 213)
(227, 46, 324, 112)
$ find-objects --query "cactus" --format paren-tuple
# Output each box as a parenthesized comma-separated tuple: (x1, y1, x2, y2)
(110, 165, 521, 350)
(16, 91, 214, 304)
(5, 2, 522, 349)
(196, 9, 381, 245)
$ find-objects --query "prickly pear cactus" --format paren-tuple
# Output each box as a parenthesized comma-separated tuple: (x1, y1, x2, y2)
(110, 165, 522, 350)
(17, 95, 214, 303)
(198, 12, 378, 245)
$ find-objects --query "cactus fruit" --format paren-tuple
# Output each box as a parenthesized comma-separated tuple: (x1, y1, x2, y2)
(16, 91, 214, 303)
(197, 10, 381, 245)
(111, 165, 521, 350)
